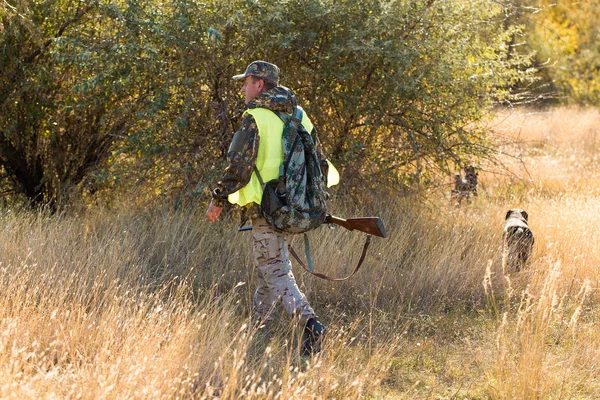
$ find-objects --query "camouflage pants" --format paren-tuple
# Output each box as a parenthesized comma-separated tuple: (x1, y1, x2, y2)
(251, 217, 315, 325)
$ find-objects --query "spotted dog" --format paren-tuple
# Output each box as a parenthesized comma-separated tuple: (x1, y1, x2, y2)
(502, 209, 534, 272)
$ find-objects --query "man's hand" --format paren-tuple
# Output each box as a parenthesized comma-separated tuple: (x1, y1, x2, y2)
(206, 200, 223, 223)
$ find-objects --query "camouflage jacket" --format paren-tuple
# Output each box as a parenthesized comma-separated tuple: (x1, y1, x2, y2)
(211, 86, 328, 219)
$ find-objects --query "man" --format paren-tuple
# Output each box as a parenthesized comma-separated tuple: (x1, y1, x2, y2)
(205, 61, 329, 356)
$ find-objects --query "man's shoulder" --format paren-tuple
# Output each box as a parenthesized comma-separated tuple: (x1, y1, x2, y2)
(244, 108, 277, 118)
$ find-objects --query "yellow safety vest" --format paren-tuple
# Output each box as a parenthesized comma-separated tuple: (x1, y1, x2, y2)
(228, 107, 339, 206)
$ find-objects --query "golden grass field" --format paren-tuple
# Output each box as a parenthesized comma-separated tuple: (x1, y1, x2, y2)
(1, 107, 599, 399)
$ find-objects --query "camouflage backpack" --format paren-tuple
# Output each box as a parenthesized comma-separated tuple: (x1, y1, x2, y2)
(254, 105, 328, 234)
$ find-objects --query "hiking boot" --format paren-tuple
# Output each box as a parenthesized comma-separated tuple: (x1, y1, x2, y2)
(301, 318, 327, 356)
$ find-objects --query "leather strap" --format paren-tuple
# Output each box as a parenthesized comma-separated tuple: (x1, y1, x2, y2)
(289, 234, 372, 281)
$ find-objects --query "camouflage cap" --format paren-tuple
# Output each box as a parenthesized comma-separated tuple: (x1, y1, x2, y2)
(232, 61, 280, 84)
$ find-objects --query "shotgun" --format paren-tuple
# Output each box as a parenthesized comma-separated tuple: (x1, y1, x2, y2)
(238, 214, 387, 238)
(237, 214, 386, 281)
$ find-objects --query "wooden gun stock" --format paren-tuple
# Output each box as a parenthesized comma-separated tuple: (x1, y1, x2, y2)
(325, 215, 387, 238)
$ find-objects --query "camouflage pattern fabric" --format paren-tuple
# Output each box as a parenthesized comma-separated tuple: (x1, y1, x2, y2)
(260, 106, 328, 233)
(232, 60, 280, 84)
(251, 217, 316, 324)
(210, 113, 259, 209)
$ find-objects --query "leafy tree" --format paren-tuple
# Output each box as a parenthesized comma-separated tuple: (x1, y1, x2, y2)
(208, 0, 537, 190)
(0, 0, 155, 207)
(506, 0, 600, 105)
(535, 1, 600, 105)
(1, 0, 538, 207)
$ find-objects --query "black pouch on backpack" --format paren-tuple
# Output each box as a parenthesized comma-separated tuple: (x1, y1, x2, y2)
(260, 178, 286, 222)
(256, 174, 326, 234)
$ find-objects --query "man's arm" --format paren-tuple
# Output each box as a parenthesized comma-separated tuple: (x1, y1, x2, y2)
(207, 113, 260, 221)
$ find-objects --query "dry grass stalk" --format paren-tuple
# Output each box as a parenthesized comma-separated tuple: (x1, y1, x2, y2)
(0, 107, 599, 397)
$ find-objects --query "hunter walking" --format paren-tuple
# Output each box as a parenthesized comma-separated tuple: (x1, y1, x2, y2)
(205, 61, 330, 355)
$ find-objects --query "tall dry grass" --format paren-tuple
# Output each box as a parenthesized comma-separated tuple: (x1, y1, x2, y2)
(0, 106, 599, 398)
(0, 208, 402, 399)
(481, 106, 600, 398)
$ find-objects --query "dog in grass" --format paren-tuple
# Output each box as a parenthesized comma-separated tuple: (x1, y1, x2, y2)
(502, 209, 534, 272)
(451, 166, 478, 207)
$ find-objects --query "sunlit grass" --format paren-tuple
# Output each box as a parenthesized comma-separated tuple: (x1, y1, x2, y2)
(1, 107, 599, 398)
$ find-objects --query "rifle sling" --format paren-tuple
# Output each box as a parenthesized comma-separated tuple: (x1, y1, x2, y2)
(289, 234, 372, 281)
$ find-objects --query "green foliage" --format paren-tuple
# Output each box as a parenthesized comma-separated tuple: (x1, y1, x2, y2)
(0, 0, 156, 206)
(0, 0, 538, 207)
(513, 0, 600, 106)
(201, 0, 537, 191)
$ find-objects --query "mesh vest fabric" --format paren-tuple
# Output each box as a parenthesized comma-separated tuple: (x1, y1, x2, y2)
(228, 107, 316, 206)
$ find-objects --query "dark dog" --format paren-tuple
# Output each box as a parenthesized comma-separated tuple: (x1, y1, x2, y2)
(451, 166, 478, 206)
(502, 209, 534, 272)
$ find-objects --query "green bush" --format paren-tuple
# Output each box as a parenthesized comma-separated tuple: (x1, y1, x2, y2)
(0, 0, 537, 207)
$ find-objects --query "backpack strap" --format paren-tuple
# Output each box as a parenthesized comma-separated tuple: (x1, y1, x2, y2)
(251, 106, 302, 206)
(253, 165, 264, 186)
(274, 106, 303, 126)
(273, 107, 303, 181)
(252, 105, 302, 186)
